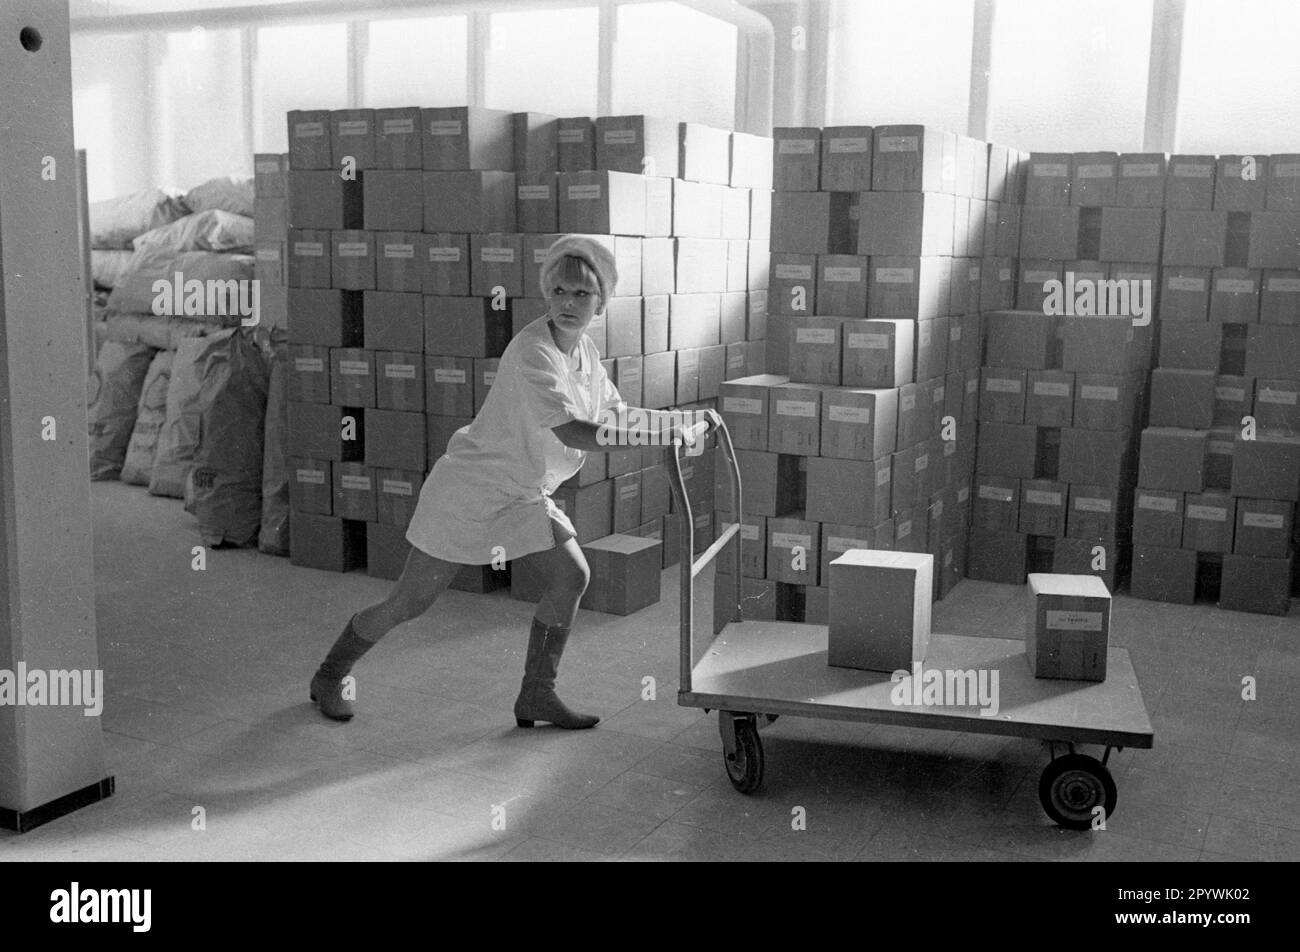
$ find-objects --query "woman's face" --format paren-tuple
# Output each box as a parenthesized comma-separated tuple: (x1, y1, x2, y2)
(545, 272, 603, 335)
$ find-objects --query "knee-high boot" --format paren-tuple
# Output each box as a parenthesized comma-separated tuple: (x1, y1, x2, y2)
(310, 616, 375, 721)
(513, 618, 599, 730)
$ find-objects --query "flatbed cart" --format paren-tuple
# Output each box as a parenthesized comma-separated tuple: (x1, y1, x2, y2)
(667, 420, 1154, 830)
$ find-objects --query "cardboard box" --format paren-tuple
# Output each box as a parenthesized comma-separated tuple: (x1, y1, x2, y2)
(975, 422, 1037, 478)
(424, 355, 475, 417)
(287, 229, 332, 289)
(1026, 153, 1073, 205)
(1019, 479, 1067, 536)
(895, 383, 929, 450)
(1160, 267, 1212, 322)
(330, 230, 376, 291)
(766, 515, 819, 585)
(674, 238, 729, 293)
(980, 259, 1016, 311)
(984, 310, 1056, 370)
(287, 171, 363, 231)
(365, 521, 410, 581)
(1067, 484, 1122, 541)
(255, 240, 286, 286)
(1163, 210, 1228, 267)
(816, 255, 868, 316)
(1260, 270, 1300, 324)
(1183, 492, 1235, 553)
(332, 461, 376, 522)
(1132, 489, 1183, 547)
(714, 510, 766, 578)
(1026, 370, 1074, 427)
(979, 368, 1027, 425)
(728, 131, 773, 190)
(551, 480, 614, 544)
(288, 402, 362, 462)
(580, 534, 662, 615)
(1220, 552, 1293, 615)
(595, 115, 677, 177)
(828, 550, 931, 673)
(512, 112, 558, 173)
(254, 152, 288, 196)
(679, 122, 731, 185)
(1025, 574, 1109, 682)
(373, 351, 424, 412)
(371, 232, 424, 294)
(611, 472, 644, 534)
(867, 256, 949, 322)
(1159, 322, 1221, 371)
(1255, 378, 1300, 434)
(329, 348, 374, 407)
(1266, 154, 1300, 211)
(362, 170, 423, 232)
(1204, 428, 1236, 490)
(1230, 434, 1300, 500)
(1247, 213, 1300, 270)
(1215, 154, 1269, 212)
(772, 127, 821, 191)
(468, 234, 524, 298)
(418, 233, 471, 297)
(288, 345, 331, 403)
(423, 171, 515, 233)
(289, 457, 332, 515)
(1018, 206, 1081, 260)
(965, 527, 1028, 584)
(372, 467, 422, 529)
(1072, 152, 1117, 207)
(728, 449, 800, 517)
(787, 316, 841, 385)
(1138, 427, 1207, 493)
(1099, 207, 1162, 263)
(425, 296, 511, 358)
(364, 408, 425, 472)
(1060, 318, 1143, 374)
(767, 383, 821, 456)
(1246, 324, 1300, 378)
(559, 171, 647, 235)
(871, 125, 949, 192)
(1149, 368, 1215, 429)
(769, 254, 816, 316)
(472, 358, 499, 413)
(1129, 543, 1196, 604)
(556, 117, 594, 172)
(719, 374, 785, 450)
(1234, 498, 1294, 558)
(426, 414, 471, 465)
(675, 348, 700, 404)
(641, 351, 675, 409)
(373, 107, 423, 170)
(671, 179, 725, 238)
(819, 126, 872, 191)
(1060, 427, 1133, 485)
(720, 290, 747, 342)
(1165, 155, 1216, 209)
(420, 107, 513, 171)
(772, 191, 855, 254)
(290, 511, 365, 572)
(806, 456, 891, 527)
(857, 191, 953, 257)
(1212, 375, 1251, 427)
(973, 476, 1019, 531)
(1116, 153, 1167, 207)
(514, 172, 559, 233)
(1210, 268, 1261, 323)
(287, 110, 332, 169)
(667, 293, 720, 350)
(820, 387, 898, 461)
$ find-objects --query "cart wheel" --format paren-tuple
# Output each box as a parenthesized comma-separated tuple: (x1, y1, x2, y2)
(1038, 754, 1117, 830)
(723, 719, 764, 794)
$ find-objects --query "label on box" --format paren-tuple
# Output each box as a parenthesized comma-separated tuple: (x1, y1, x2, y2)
(1080, 385, 1119, 401)
(1187, 504, 1227, 522)
(723, 396, 763, 415)
(1174, 163, 1212, 178)
(481, 247, 516, 264)
(979, 485, 1013, 502)
(382, 118, 415, 135)
(999, 268, 1012, 281)
(256, 159, 281, 174)
(294, 122, 325, 138)
(828, 405, 870, 424)
(824, 267, 863, 282)
(1266, 277, 1300, 292)
(950, 325, 962, 342)
(296, 469, 326, 485)
(966, 377, 978, 395)
(775, 264, 812, 280)
(558, 127, 586, 143)
(384, 363, 417, 380)
(944, 549, 954, 566)
(1138, 494, 1176, 512)
(847, 332, 889, 350)
(896, 520, 912, 539)
(518, 185, 552, 201)
(533, 248, 550, 264)
(294, 357, 324, 373)
(382, 479, 413, 496)
(604, 129, 638, 145)
(1274, 162, 1300, 178)
(483, 371, 497, 388)
(620, 365, 642, 383)
(1033, 163, 1069, 177)
(1168, 276, 1206, 292)
(968, 265, 980, 281)
(828, 138, 869, 153)
(1122, 163, 1161, 177)
(932, 500, 944, 519)
(294, 242, 324, 257)
(796, 328, 836, 345)
(619, 484, 640, 500)
(1024, 270, 1057, 284)
(256, 247, 281, 262)
(434, 369, 467, 385)
(384, 243, 415, 259)
(876, 466, 891, 487)
(428, 246, 462, 263)
(1243, 512, 1285, 529)
(777, 138, 817, 156)
(1216, 279, 1255, 293)
(985, 377, 1022, 393)
(694, 514, 710, 530)
(429, 120, 463, 137)
(340, 474, 371, 492)
(875, 268, 915, 284)
(828, 536, 870, 553)
(772, 532, 811, 550)
(338, 242, 369, 257)
(878, 136, 918, 153)
(1075, 496, 1112, 512)
(337, 120, 369, 137)
(1046, 610, 1103, 631)
(933, 386, 945, 403)
(567, 184, 603, 201)
(776, 399, 816, 418)
(739, 524, 760, 541)
(1258, 388, 1298, 405)
(957, 486, 969, 503)
(1216, 385, 1245, 401)
(901, 393, 916, 411)
(1025, 489, 1062, 506)
(1077, 164, 1113, 178)
(339, 360, 369, 376)
(1033, 381, 1071, 397)
(914, 454, 929, 473)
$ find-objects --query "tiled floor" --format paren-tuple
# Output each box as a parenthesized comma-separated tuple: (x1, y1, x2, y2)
(3, 481, 1297, 861)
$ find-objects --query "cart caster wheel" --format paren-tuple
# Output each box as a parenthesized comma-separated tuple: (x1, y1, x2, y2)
(1039, 754, 1116, 830)
(723, 720, 764, 794)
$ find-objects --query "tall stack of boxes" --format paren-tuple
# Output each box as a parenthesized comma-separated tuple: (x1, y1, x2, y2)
(716, 126, 1022, 627)
(253, 153, 289, 328)
(282, 106, 771, 614)
(1130, 153, 1300, 613)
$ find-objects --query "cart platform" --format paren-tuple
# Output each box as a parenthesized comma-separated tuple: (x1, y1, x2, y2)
(681, 622, 1154, 750)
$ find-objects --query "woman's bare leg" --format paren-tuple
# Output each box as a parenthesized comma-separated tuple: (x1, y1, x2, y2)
(353, 547, 463, 642)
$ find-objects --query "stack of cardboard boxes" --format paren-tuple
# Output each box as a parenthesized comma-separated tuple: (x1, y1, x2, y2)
(1130, 154, 1300, 613)
(253, 154, 289, 328)
(280, 106, 772, 615)
(715, 126, 1025, 627)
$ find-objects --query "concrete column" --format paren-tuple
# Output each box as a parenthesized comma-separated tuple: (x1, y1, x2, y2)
(0, 0, 111, 832)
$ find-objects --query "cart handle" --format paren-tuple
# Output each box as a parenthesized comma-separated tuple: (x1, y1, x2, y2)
(666, 415, 743, 696)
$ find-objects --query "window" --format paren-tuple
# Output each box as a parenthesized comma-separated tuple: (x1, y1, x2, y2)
(988, 0, 1152, 152)
(364, 16, 468, 109)
(826, 0, 974, 132)
(1177, 0, 1300, 154)
(253, 22, 348, 153)
(613, 1, 737, 128)
(486, 7, 599, 116)
(155, 28, 248, 188)
(72, 33, 151, 201)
